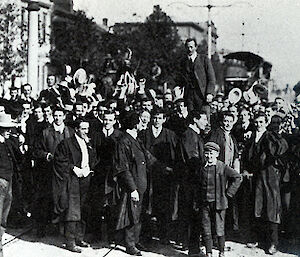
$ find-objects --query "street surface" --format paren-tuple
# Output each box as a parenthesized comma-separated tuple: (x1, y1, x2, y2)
(3, 228, 300, 257)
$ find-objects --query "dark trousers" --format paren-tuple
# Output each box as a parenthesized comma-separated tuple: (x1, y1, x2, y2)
(185, 89, 211, 122)
(226, 195, 239, 231)
(250, 219, 278, 246)
(0, 178, 12, 255)
(201, 201, 226, 253)
(65, 220, 86, 243)
(124, 194, 143, 248)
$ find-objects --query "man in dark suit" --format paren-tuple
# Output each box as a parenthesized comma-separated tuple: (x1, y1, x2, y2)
(179, 110, 208, 255)
(138, 107, 178, 245)
(179, 38, 216, 116)
(33, 107, 74, 237)
(89, 111, 123, 241)
(53, 118, 97, 253)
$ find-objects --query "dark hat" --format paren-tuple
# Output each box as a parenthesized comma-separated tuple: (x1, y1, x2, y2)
(204, 142, 220, 152)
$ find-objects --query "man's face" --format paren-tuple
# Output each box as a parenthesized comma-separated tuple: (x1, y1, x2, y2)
(204, 149, 219, 165)
(76, 122, 89, 139)
(153, 113, 166, 128)
(155, 99, 164, 108)
(195, 114, 208, 130)
(23, 86, 32, 97)
(164, 94, 172, 102)
(44, 106, 52, 118)
(222, 115, 234, 132)
(275, 98, 284, 109)
(0, 128, 11, 139)
(210, 101, 218, 113)
(10, 89, 19, 99)
(240, 110, 250, 123)
(186, 40, 197, 56)
(142, 101, 153, 112)
(97, 106, 107, 120)
(74, 105, 84, 117)
(269, 116, 282, 132)
(47, 75, 56, 87)
(53, 110, 65, 126)
(254, 116, 267, 132)
(176, 102, 186, 114)
(103, 114, 116, 130)
(34, 107, 44, 121)
(140, 109, 150, 122)
(22, 104, 31, 116)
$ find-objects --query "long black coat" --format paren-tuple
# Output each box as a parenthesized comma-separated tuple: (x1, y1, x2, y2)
(113, 133, 155, 230)
(53, 135, 97, 222)
(243, 131, 288, 223)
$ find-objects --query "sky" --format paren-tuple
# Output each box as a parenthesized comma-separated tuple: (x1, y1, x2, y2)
(73, 0, 300, 88)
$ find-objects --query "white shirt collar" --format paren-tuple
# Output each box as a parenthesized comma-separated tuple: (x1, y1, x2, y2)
(53, 123, 65, 134)
(0, 135, 5, 143)
(102, 127, 114, 137)
(152, 125, 162, 138)
(189, 123, 200, 134)
(189, 52, 197, 62)
(255, 129, 266, 143)
(126, 129, 137, 140)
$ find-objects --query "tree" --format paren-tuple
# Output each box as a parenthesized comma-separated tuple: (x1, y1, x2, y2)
(50, 10, 105, 77)
(0, 2, 27, 86)
(104, 5, 184, 87)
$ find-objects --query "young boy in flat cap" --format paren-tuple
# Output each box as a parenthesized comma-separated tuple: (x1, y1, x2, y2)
(199, 142, 242, 257)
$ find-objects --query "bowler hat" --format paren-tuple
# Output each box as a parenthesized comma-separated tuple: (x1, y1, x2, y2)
(204, 142, 220, 152)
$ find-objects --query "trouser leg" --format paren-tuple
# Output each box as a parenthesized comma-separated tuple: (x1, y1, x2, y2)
(2, 179, 12, 228)
(125, 224, 137, 248)
(65, 221, 77, 243)
(217, 236, 225, 252)
(269, 222, 278, 246)
(201, 202, 213, 254)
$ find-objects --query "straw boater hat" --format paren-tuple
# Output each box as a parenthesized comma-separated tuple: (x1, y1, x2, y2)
(0, 113, 17, 128)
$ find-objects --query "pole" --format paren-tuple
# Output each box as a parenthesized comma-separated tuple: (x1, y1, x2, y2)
(27, 1, 40, 96)
(207, 0, 212, 59)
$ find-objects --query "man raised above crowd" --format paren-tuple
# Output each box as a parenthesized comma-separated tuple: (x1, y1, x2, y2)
(178, 38, 216, 116)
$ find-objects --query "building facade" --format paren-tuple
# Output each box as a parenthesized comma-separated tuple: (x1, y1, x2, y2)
(1, 0, 73, 97)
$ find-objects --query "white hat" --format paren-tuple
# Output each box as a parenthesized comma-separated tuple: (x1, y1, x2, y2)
(0, 114, 17, 128)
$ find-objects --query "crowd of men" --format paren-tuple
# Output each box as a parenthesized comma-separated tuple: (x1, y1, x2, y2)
(0, 38, 299, 257)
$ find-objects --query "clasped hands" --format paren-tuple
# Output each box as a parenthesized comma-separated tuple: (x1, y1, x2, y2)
(73, 166, 93, 178)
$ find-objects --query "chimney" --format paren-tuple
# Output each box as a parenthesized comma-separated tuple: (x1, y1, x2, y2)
(103, 18, 108, 27)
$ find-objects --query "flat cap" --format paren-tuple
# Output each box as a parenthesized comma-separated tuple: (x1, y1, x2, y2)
(204, 142, 220, 152)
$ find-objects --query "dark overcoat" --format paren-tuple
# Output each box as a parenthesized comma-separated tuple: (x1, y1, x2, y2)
(243, 131, 288, 223)
(138, 127, 178, 218)
(53, 135, 97, 222)
(113, 133, 154, 230)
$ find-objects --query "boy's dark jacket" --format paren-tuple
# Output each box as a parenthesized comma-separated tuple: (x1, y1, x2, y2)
(197, 160, 242, 210)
